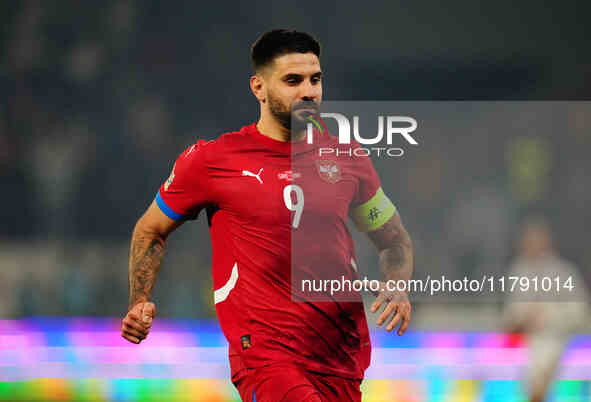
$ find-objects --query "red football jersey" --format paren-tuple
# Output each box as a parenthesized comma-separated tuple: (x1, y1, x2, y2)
(156, 123, 389, 380)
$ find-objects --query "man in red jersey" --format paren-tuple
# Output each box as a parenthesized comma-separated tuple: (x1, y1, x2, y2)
(121, 29, 414, 402)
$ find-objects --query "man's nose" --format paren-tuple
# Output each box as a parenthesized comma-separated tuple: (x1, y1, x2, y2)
(300, 81, 320, 101)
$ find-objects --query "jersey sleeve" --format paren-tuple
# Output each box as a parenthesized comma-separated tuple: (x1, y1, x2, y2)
(349, 154, 397, 232)
(156, 140, 212, 221)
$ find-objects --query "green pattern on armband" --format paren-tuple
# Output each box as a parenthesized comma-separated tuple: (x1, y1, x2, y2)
(351, 187, 397, 232)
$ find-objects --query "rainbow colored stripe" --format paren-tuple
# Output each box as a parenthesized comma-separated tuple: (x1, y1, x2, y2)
(1, 318, 590, 401)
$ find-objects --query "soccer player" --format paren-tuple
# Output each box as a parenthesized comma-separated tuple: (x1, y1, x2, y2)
(503, 219, 588, 402)
(121, 29, 414, 402)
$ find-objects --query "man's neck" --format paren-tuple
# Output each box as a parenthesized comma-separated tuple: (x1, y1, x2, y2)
(256, 117, 306, 143)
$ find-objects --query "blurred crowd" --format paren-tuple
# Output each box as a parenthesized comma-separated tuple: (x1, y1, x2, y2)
(1, 1, 590, 319)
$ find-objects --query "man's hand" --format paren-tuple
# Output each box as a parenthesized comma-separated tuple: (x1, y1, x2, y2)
(364, 213, 413, 336)
(371, 284, 411, 336)
(125, 201, 179, 345)
(121, 302, 155, 344)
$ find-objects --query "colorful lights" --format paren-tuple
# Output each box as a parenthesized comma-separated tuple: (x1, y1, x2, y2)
(1, 318, 590, 401)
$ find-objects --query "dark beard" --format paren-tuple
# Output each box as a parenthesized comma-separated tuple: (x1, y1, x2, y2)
(268, 92, 318, 133)
(268, 93, 292, 130)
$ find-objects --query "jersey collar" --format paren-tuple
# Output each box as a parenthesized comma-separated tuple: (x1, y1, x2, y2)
(245, 123, 323, 156)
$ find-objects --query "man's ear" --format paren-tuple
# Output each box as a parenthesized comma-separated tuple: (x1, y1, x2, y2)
(250, 74, 266, 103)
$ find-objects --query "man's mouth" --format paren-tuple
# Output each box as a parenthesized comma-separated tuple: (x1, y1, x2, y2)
(293, 107, 319, 116)
(293, 102, 319, 114)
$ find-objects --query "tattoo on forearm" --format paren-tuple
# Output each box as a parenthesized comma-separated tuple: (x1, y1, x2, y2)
(128, 234, 165, 309)
(380, 243, 408, 275)
(368, 218, 414, 282)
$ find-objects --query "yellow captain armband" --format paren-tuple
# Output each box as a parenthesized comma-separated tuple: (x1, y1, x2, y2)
(351, 187, 397, 232)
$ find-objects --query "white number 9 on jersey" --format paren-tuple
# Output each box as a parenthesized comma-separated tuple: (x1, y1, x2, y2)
(283, 184, 304, 229)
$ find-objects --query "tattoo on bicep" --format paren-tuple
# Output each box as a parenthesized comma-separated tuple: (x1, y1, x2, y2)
(371, 220, 398, 248)
(128, 236, 165, 308)
(369, 218, 409, 249)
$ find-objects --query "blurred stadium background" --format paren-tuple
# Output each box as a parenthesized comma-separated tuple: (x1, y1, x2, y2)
(1, 1, 590, 401)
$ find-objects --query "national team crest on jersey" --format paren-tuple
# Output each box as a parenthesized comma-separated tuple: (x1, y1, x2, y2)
(315, 160, 341, 183)
(164, 164, 176, 191)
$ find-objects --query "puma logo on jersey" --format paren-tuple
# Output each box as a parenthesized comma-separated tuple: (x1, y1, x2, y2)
(242, 168, 264, 184)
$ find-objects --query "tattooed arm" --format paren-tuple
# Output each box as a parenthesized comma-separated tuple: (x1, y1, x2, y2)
(367, 213, 413, 284)
(121, 200, 183, 344)
(366, 213, 414, 335)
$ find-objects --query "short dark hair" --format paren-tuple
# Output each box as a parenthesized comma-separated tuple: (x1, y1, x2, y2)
(251, 29, 321, 72)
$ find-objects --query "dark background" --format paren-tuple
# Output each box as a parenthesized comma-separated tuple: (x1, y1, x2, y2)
(1, 0, 590, 319)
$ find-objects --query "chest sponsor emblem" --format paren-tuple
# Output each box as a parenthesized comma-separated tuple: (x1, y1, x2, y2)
(277, 170, 301, 181)
(315, 160, 342, 184)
